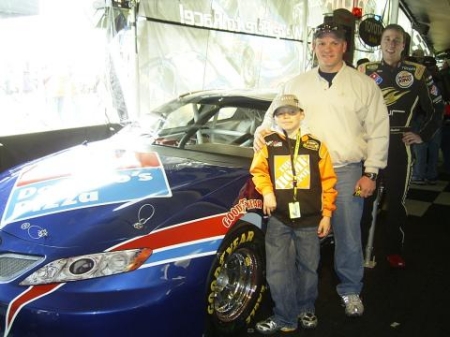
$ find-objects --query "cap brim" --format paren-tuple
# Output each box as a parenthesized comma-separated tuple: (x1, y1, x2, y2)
(273, 105, 303, 116)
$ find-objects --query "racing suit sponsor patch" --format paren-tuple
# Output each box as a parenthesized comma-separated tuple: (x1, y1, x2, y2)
(366, 64, 379, 71)
(303, 139, 320, 151)
(395, 71, 414, 88)
(381, 88, 410, 107)
(430, 84, 439, 96)
(370, 72, 383, 85)
(414, 65, 425, 79)
(267, 140, 283, 147)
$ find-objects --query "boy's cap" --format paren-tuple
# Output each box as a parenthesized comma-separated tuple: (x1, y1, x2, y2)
(272, 94, 303, 116)
(314, 23, 346, 40)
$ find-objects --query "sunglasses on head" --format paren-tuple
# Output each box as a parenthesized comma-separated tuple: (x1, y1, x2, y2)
(314, 24, 344, 36)
(316, 24, 341, 32)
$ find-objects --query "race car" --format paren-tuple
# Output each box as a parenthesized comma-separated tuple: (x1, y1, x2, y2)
(0, 89, 276, 337)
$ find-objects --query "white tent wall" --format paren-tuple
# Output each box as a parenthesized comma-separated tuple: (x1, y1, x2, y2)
(136, 0, 307, 115)
(0, 0, 39, 17)
(134, 0, 406, 116)
(0, 0, 116, 136)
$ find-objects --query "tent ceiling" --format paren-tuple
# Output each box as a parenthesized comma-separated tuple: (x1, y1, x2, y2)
(401, 0, 450, 57)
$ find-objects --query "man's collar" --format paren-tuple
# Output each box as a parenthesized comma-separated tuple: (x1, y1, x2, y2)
(381, 59, 403, 68)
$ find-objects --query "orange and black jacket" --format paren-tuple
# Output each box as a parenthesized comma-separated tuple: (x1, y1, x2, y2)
(250, 131, 337, 228)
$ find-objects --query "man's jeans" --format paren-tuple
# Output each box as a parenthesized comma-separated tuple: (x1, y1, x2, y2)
(332, 163, 364, 296)
(265, 217, 320, 327)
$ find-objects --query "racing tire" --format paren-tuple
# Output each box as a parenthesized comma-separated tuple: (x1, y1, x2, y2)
(204, 223, 266, 336)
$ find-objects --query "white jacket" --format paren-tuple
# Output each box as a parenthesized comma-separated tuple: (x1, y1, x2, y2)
(263, 62, 389, 173)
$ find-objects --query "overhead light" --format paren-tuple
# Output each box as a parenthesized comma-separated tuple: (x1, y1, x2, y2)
(112, 0, 132, 9)
(352, 7, 363, 19)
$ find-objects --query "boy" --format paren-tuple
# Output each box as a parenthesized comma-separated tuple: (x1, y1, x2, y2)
(250, 94, 337, 334)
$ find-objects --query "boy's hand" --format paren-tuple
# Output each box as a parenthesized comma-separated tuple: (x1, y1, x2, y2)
(263, 193, 277, 216)
(318, 216, 331, 238)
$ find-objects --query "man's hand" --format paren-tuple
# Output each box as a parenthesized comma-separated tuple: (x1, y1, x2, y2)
(402, 131, 423, 145)
(354, 176, 376, 198)
(253, 126, 272, 152)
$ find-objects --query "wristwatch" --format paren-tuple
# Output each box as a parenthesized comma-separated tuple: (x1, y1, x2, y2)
(363, 172, 378, 181)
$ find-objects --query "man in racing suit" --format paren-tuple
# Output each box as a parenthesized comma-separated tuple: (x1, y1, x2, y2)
(359, 24, 443, 268)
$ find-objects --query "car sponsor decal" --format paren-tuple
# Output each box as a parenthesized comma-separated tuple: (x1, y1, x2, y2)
(222, 198, 262, 228)
(1, 151, 172, 226)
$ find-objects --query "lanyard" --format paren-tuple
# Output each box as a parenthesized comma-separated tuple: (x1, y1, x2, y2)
(284, 130, 302, 201)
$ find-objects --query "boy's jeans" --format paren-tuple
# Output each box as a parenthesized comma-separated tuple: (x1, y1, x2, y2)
(265, 217, 319, 327)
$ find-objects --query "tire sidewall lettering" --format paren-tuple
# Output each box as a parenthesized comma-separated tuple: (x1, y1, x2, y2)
(205, 225, 265, 334)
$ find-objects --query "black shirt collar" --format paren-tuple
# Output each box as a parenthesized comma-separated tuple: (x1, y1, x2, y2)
(318, 69, 337, 87)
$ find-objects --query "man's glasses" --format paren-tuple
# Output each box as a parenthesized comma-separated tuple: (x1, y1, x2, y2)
(274, 109, 300, 117)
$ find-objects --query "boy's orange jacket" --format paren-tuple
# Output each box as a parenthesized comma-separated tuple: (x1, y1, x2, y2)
(250, 131, 337, 227)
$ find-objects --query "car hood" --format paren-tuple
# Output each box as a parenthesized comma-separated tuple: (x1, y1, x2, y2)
(0, 135, 249, 247)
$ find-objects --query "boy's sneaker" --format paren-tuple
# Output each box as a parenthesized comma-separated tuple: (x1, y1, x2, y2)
(341, 294, 364, 317)
(255, 317, 296, 334)
(298, 312, 318, 329)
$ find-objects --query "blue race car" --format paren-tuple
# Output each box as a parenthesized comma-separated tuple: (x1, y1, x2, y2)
(0, 89, 276, 337)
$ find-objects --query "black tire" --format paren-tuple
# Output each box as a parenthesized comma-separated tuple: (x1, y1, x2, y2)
(205, 223, 266, 336)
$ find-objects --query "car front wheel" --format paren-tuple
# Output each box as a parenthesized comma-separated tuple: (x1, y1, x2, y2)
(205, 223, 266, 336)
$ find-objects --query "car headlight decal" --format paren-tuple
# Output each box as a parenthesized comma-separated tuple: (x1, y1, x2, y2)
(19, 248, 152, 285)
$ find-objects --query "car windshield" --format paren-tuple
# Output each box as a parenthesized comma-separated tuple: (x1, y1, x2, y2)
(119, 98, 266, 151)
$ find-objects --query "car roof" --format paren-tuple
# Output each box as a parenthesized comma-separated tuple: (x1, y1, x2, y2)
(178, 88, 277, 101)
(155, 88, 277, 112)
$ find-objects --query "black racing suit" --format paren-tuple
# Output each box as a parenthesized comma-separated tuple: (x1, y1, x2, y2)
(359, 60, 443, 255)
